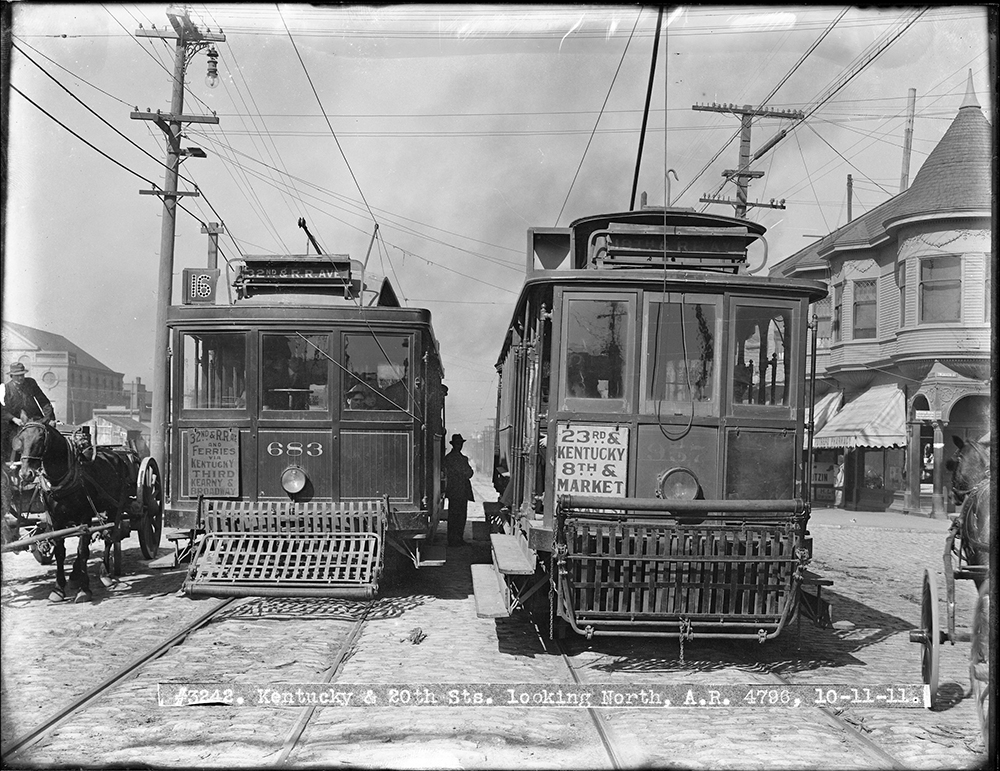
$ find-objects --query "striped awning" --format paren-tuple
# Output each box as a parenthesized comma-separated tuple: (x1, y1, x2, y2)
(813, 384, 905, 449)
(805, 391, 843, 449)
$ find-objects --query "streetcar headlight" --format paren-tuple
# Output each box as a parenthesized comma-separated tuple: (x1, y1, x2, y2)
(657, 467, 701, 499)
(280, 465, 307, 495)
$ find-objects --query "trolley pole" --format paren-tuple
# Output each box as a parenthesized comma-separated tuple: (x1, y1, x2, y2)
(131, 8, 224, 478)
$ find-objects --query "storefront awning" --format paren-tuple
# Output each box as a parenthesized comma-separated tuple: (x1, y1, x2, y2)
(813, 384, 905, 449)
(805, 390, 843, 449)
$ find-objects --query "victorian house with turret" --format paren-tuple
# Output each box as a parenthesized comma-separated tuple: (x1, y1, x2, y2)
(772, 73, 992, 517)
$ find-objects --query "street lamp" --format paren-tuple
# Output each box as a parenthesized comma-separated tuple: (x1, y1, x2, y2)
(205, 46, 219, 88)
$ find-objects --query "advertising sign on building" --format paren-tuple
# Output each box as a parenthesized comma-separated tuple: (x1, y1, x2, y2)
(184, 427, 240, 497)
(554, 423, 629, 497)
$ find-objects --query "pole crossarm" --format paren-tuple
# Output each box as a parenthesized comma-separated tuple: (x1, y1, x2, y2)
(135, 29, 226, 43)
(130, 111, 220, 125)
(139, 189, 200, 198)
(699, 195, 786, 211)
(692, 102, 805, 120)
(691, 101, 802, 218)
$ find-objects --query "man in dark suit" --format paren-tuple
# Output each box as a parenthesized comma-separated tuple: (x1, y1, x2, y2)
(443, 433, 474, 547)
(2, 362, 56, 461)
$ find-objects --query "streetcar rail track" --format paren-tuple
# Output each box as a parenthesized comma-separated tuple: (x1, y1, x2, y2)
(765, 668, 910, 770)
(274, 601, 374, 766)
(1, 597, 238, 763)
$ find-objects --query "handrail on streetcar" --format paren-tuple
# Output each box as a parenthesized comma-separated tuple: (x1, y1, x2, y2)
(559, 495, 806, 514)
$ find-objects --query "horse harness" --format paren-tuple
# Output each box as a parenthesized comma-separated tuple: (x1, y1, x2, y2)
(16, 423, 130, 518)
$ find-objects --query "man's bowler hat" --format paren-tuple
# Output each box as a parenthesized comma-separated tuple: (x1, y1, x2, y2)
(450, 434, 465, 445)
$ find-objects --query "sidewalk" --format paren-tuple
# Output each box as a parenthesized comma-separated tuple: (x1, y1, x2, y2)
(465, 474, 953, 535)
(808, 505, 953, 532)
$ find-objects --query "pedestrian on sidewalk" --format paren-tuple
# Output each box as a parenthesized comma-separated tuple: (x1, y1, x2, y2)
(443, 433, 474, 547)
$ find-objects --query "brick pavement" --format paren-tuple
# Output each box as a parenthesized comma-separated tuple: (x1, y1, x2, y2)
(2, 476, 991, 768)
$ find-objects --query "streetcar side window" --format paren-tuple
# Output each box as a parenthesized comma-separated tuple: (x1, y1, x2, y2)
(182, 333, 247, 410)
(261, 333, 329, 412)
(342, 334, 411, 412)
(730, 304, 793, 408)
(641, 294, 720, 416)
(560, 294, 633, 411)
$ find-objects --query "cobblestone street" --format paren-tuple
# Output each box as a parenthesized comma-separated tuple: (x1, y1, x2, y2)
(1, 473, 991, 768)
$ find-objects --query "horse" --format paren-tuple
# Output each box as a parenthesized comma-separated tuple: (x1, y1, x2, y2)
(946, 433, 992, 582)
(11, 420, 136, 602)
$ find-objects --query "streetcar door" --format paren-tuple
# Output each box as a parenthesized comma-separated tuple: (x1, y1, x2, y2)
(255, 332, 333, 500)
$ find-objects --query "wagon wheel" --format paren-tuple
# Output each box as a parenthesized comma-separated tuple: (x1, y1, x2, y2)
(29, 522, 55, 565)
(136, 457, 163, 559)
(970, 582, 991, 756)
(919, 568, 942, 703)
(103, 513, 124, 578)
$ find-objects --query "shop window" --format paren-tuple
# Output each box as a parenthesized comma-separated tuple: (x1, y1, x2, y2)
(852, 279, 877, 339)
(832, 284, 843, 342)
(182, 333, 247, 410)
(919, 255, 961, 323)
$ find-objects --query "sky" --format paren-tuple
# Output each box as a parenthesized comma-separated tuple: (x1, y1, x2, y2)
(2, 4, 995, 440)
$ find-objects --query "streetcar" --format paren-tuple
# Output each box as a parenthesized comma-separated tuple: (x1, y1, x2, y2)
(165, 251, 446, 598)
(473, 205, 830, 641)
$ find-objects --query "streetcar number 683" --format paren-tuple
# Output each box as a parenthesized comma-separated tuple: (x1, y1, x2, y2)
(266, 441, 324, 457)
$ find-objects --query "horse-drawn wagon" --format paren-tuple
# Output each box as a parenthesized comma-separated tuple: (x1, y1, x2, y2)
(1, 421, 163, 601)
(909, 432, 992, 754)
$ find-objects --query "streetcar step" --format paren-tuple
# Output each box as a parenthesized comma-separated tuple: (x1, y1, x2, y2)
(471, 563, 511, 618)
(491, 533, 535, 575)
(415, 542, 447, 567)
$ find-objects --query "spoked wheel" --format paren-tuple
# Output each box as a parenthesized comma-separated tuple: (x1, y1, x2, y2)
(970, 582, 991, 755)
(29, 521, 56, 565)
(136, 457, 163, 559)
(919, 568, 942, 704)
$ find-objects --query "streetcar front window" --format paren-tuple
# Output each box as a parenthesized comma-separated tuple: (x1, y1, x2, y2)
(182, 333, 247, 410)
(641, 294, 719, 415)
(731, 304, 793, 408)
(342, 334, 411, 412)
(260, 333, 329, 412)
(560, 295, 632, 410)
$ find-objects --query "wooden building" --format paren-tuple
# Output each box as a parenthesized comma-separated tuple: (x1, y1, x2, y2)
(772, 73, 992, 516)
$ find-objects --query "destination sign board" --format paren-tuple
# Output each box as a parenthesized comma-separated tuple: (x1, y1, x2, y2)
(915, 410, 942, 422)
(184, 427, 240, 498)
(554, 423, 629, 497)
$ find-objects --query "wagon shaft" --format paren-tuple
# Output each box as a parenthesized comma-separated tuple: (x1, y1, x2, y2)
(183, 499, 387, 598)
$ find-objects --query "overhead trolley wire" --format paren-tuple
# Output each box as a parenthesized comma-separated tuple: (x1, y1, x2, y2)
(554, 7, 642, 225)
(10, 41, 247, 265)
(675, 8, 848, 207)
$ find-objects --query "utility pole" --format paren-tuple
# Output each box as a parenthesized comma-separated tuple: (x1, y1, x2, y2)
(899, 88, 916, 193)
(131, 7, 224, 478)
(201, 222, 224, 269)
(847, 174, 853, 223)
(693, 102, 804, 218)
